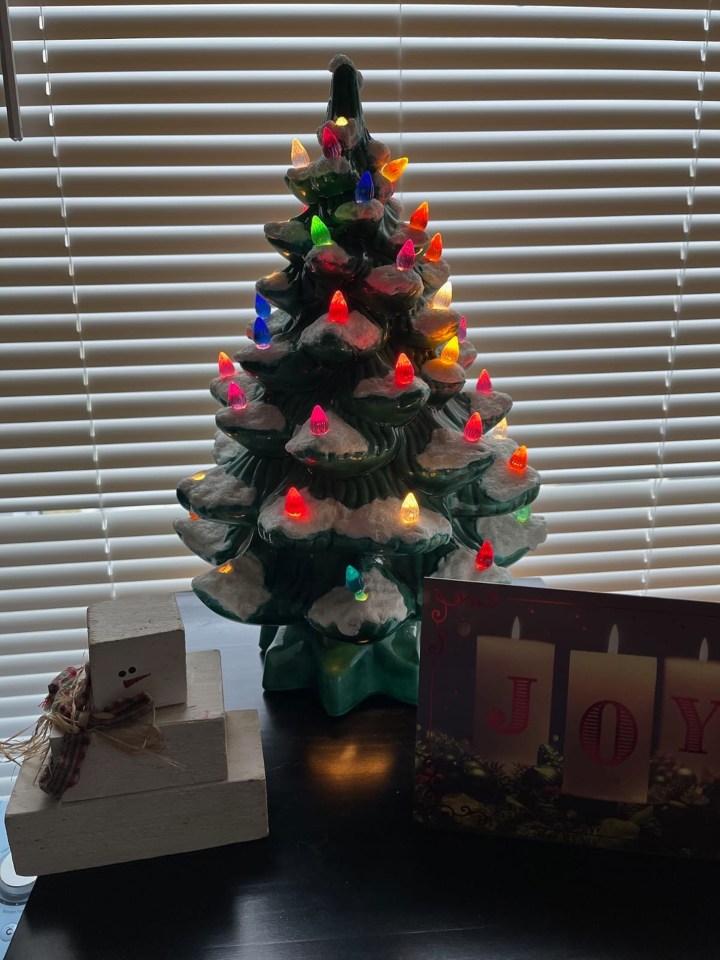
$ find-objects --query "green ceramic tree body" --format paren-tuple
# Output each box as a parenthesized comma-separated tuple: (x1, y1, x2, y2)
(175, 56, 546, 716)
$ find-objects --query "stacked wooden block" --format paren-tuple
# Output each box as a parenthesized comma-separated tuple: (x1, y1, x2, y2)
(5, 595, 268, 875)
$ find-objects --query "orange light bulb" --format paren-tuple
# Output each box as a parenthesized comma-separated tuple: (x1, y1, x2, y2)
(475, 541, 494, 570)
(309, 405, 329, 436)
(394, 353, 414, 387)
(440, 336, 460, 365)
(328, 290, 349, 324)
(217, 562, 233, 574)
(476, 369, 493, 394)
(409, 201, 429, 230)
(424, 232, 443, 262)
(508, 445, 528, 473)
(381, 157, 408, 184)
(463, 412, 483, 443)
(285, 486, 307, 519)
(431, 280, 452, 309)
(218, 351, 235, 379)
(400, 492, 420, 525)
(188, 513, 200, 520)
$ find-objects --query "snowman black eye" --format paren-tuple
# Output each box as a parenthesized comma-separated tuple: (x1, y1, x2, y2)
(128, 666, 136, 674)
(118, 670, 126, 678)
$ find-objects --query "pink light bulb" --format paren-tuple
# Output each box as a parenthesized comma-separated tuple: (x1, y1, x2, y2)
(310, 405, 329, 436)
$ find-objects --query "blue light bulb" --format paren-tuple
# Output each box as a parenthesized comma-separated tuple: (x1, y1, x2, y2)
(255, 293, 271, 319)
(253, 316, 272, 350)
(354, 171, 374, 204)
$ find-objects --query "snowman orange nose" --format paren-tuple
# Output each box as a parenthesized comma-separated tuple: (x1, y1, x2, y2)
(123, 672, 151, 689)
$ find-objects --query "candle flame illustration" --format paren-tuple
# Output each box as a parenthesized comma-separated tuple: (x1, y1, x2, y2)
(608, 624, 619, 655)
(700, 637, 709, 663)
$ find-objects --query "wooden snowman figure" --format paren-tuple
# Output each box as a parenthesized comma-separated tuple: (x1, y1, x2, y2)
(5, 595, 268, 875)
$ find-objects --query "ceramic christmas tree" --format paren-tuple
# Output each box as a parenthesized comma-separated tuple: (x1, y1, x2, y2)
(175, 56, 546, 716)
(5, 596, 267, 875)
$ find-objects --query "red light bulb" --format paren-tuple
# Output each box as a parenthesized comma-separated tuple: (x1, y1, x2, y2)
(508, 446, 528, 473)
(322, 126, 342, 158)
(310, 405, 329, 436)
(218, 351, 235, 379)
(328, 290, 349, 324)
(476, 369, 493, 394)
(395, 239, 416, 271)
(409, 201, 429, 230)
(285, 487, 307, 519)
(475, 541, 494, 570)
(463, 412, 483, 443)
(424, 232, 443, 262)
(394, 353, 414, 387)
(227, 381, 247, 411)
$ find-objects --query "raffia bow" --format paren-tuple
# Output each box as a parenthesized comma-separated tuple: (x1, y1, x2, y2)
(1, 664, 168, 800)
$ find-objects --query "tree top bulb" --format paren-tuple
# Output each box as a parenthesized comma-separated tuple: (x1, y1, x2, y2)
(400, 492, 420, 525)
(309, 404, 329, 436)
(355, 171, 374, 204)
(311, 215, 333, 246)
(290, 138, 310, 169)
(476, 368, 493, 394)
(440, 336, 460, 365)
(394, 353, 414, 387)
(508, 445, 528, 473)
(395, 239, 416, 271)
(227, 381, 247, 411)
(424, 232, 443, 262)
(431, 280, 452, 309)
(409, 201, 429, 230)
(328, 290, 348, 324)
(322, 126, 342, 158)
(475, 541, 494, 570)
(218, 351, 235, 379)
(381, 157, 408, 184)
(463, 412, 483, 443)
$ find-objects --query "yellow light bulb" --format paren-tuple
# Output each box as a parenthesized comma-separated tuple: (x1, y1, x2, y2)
(334, 116, 348, 126)
(493, 418, 508, 440)
(381, 157, 409, 184)
(192, 472, 206, 481)
(440, 336, 460, 365)
(291, 138, 310, 169)
(431, 280, 452, 309)
(400, 492, 420, 525)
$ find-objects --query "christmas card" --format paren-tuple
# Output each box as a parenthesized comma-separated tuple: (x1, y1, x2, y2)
(415, 580, 720, 858)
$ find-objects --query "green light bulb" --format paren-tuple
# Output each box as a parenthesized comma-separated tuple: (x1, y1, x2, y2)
(514, 505, 532, 524)
(345, 565, 368, 601)
(311, 215, 333, 247)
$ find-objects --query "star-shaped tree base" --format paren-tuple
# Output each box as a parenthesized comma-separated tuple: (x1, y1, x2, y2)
(259, 620, 419, 716)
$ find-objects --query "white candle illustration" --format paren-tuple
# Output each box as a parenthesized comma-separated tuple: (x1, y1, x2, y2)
(659, 638, 720, 777)
(563, 625, 657, 803)
(474, 615, 555, 766)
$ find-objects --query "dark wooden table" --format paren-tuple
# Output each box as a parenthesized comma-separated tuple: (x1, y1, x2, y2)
(7, 592, 720, 959)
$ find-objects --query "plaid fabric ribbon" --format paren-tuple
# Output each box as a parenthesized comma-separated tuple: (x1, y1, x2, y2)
(39, 665, 160, 800)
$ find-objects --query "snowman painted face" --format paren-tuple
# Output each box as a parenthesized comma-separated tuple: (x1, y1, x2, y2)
(117, 664, 152, 689)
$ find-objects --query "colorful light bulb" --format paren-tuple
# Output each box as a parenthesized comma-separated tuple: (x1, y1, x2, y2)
(285, 486, 307, 519)
(458, 316, 467, 342)
(310, 215, 333, 246)
(395, 239, 416, 271)
(409, 201, 429, 230)
(309, 404, 329, 436)
(217, 562, 234, 574)
(431, 280, 452, 309)
(345, 565, 368, 601)
(476, 368, 493, 394)
(290, 138, 310, 169)
(440, 336, 460, 365)
(355, 171, 375, 204)
(253, 316, 272, 349)
(514, 505, 532, 524)
(334, 116, 349, 126)
(381, 157, 409, 184)
(475, 541, 494, 570)
(322, 126, 342, 158)
(424, 232, 443, 262)
(227, 381, 247, 411)
(400, 492, 420, 525)
(188, 512, 200, 520)
(255, 292, 271, 319)
(493, 417, 508, 440)
(192, 472, 206, 481)
(394, 353, 414, 387)
(218, 351, 235, 379)
(463, 412, 483, 443)
(508, 445, 528, 473)
(328, 290, 349, 324)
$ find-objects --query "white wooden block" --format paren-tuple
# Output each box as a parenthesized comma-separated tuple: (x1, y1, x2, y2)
(5, 710, 267, 876)
(88, 594, 186, 710)
(49, 650, 227, 802)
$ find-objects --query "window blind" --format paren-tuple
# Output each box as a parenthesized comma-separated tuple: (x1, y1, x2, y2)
(1, 2, 718, 797)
